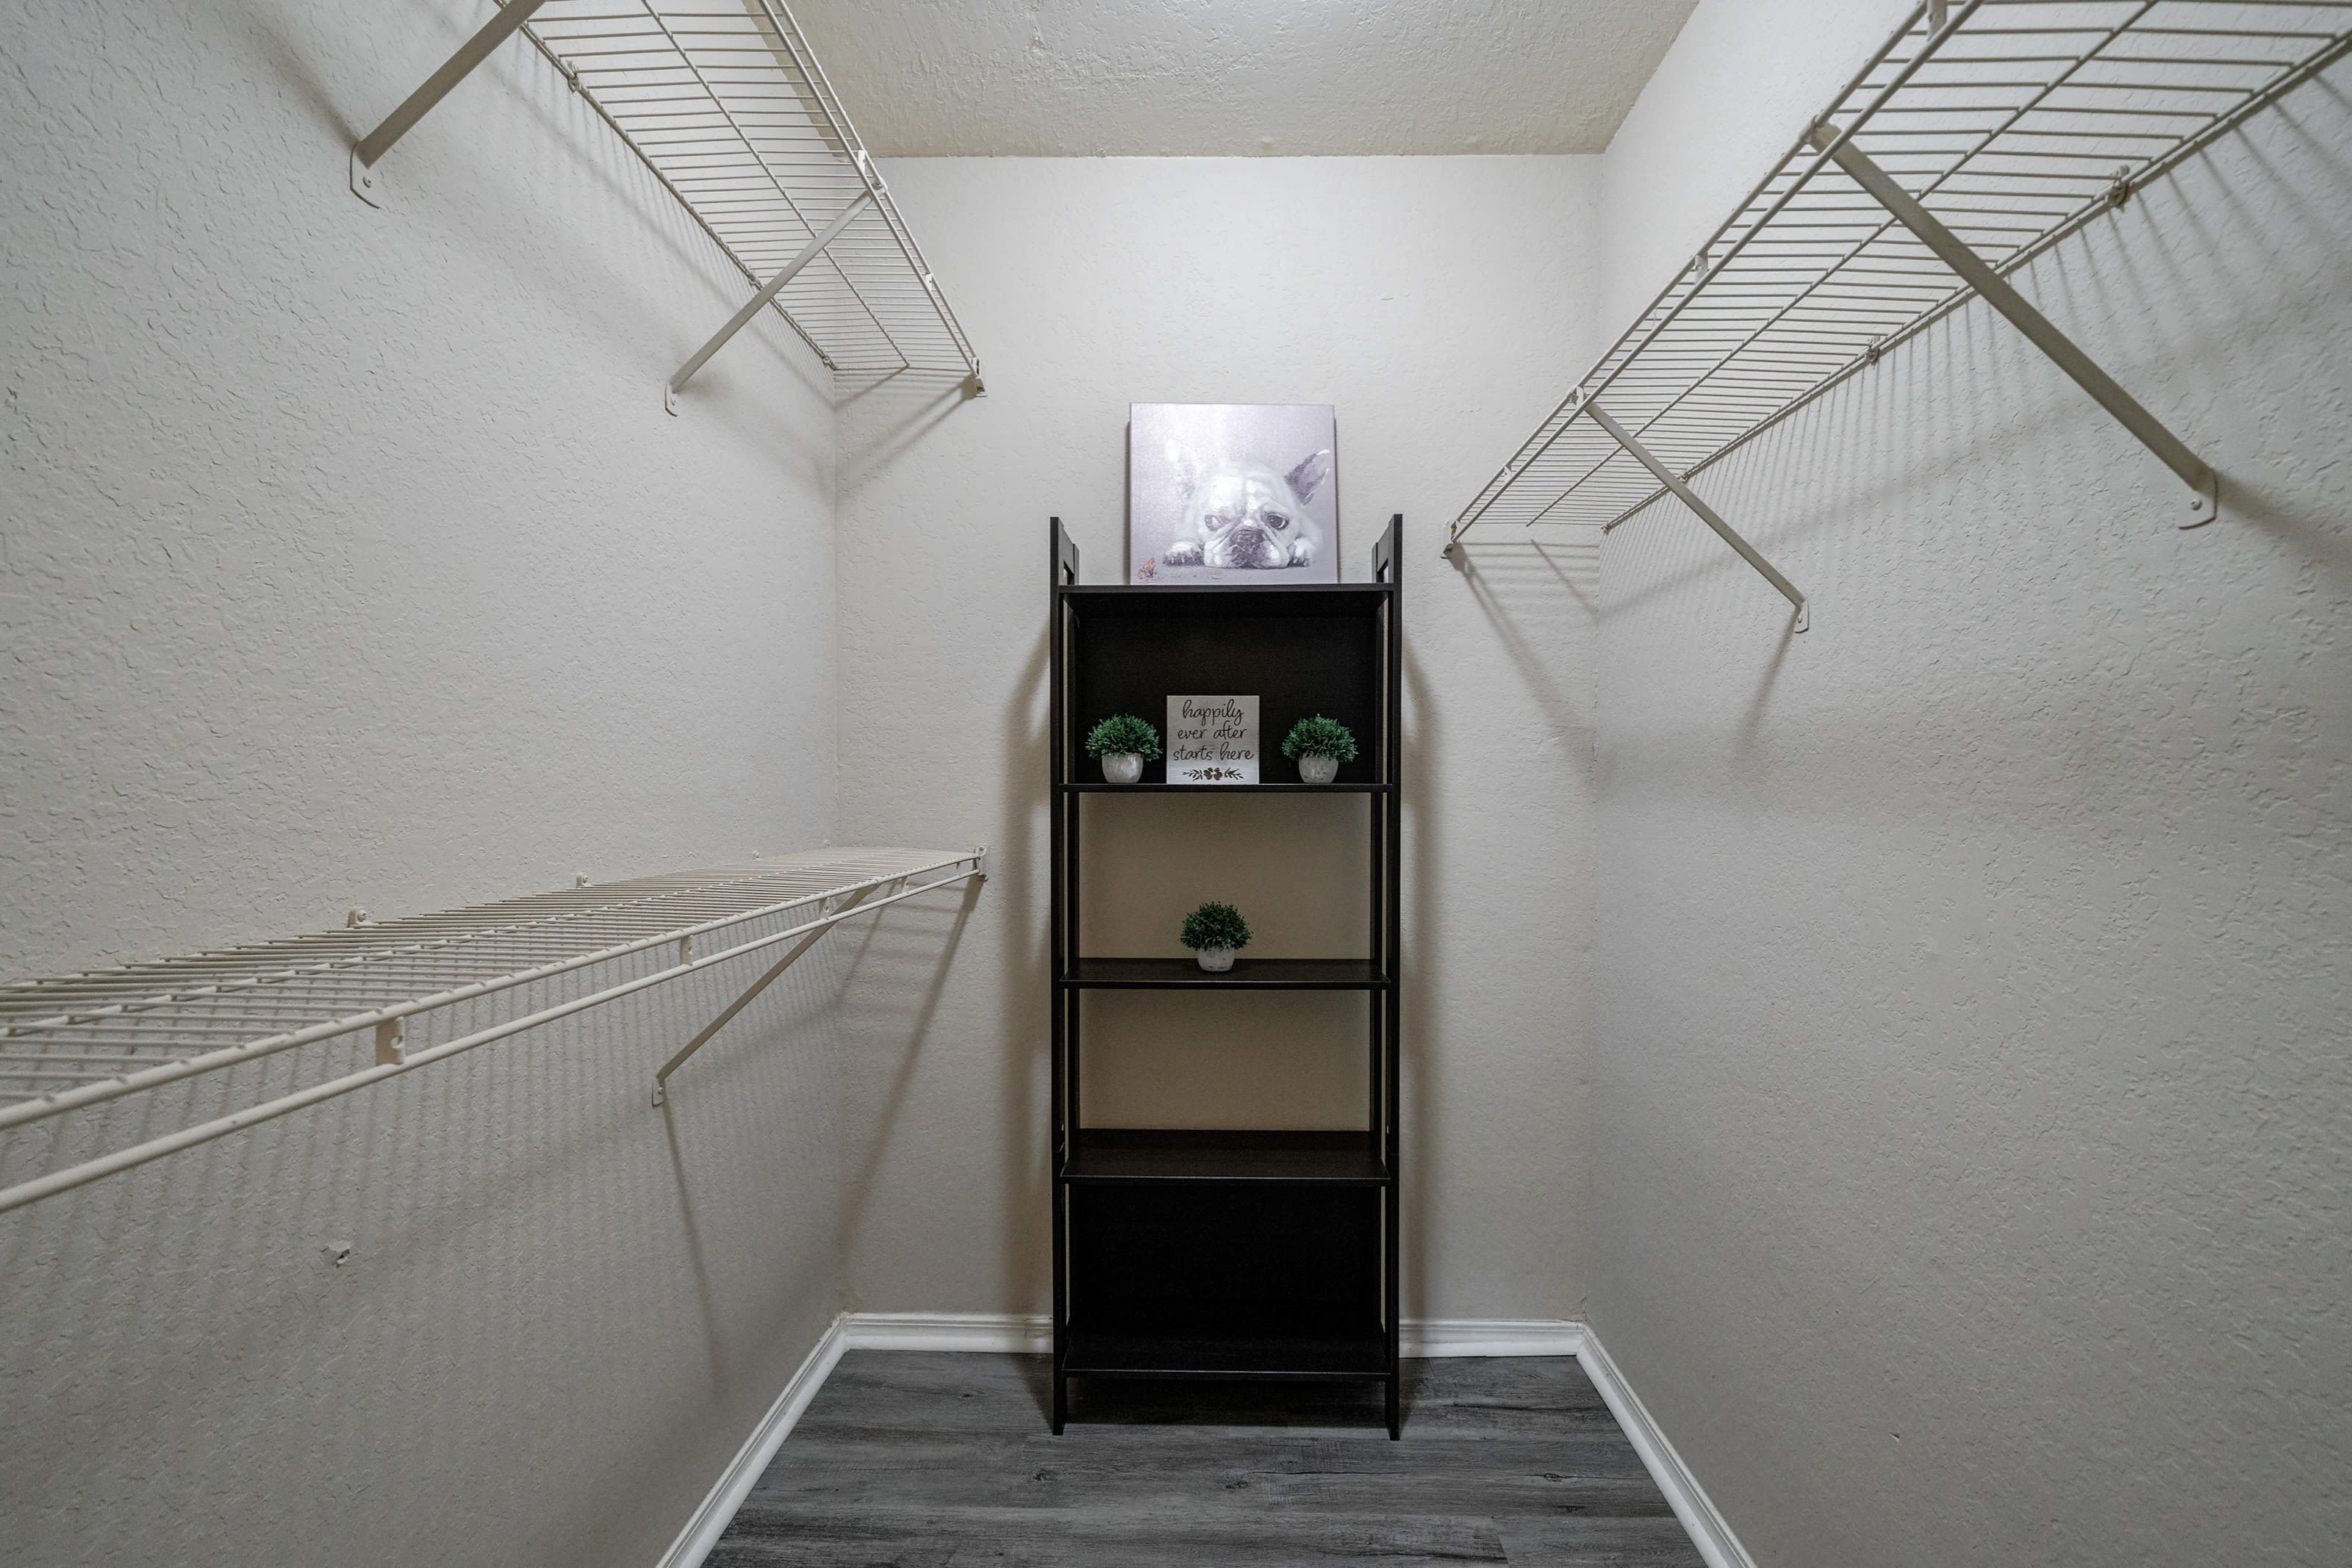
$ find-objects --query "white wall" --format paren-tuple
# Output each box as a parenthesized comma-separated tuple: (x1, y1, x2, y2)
(1, 0, 838, 980)
(1, 2, 850, 1563)
(831, 157, 1605, 1323)
(1591, 3, 2352, 1563)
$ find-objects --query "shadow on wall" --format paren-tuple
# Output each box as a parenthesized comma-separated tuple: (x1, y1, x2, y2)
(1448, 539, 1598, 738)
(1402, 641, 1441, 1329)
(837, 370, 983, 493)
(831, 877, 988, 1263)
(1585, 84, 2352, 1568)
(0, 927, 862, 1568)
(1602, 227, 2350, 819)
(1000, 625, 1051, 1306)
(1405, 535, 1600, 1320)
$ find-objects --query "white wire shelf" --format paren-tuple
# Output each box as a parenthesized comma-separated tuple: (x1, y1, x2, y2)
(519, 1, 978, 383)
(351, 1, 980, 387)
(0, 846, 986, 1214)
(1450, 0, 2352, 553)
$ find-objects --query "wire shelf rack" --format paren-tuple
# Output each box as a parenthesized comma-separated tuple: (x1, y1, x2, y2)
(0, 846, 985, 1214)
(1450, 0, 2352, 547)
(515, 0, 980, 383)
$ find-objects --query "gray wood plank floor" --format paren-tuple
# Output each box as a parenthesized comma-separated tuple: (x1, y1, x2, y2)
(709, 1353, 1706, 1566)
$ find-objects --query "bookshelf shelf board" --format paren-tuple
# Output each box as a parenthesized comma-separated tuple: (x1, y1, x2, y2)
(1064, 1130, 1388, 1185)
(1061, 1328, 1391, 1381)
(1061, 782, 1391, 794)
(1059, 959, 1389, 990)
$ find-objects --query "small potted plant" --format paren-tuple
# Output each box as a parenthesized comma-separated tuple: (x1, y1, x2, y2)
(1085, 713, 1161, 784)
(1281, 713, 1358, 785)
(1179, 902, 1252, 972)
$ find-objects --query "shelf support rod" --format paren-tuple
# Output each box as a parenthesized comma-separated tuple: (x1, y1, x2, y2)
(650, 882, 881, 1106)
(664, 190, 874, 411)
(1578, 395, 1810, 632)
(1807, 122, 2218, 525)
(351, 0, 550, 205)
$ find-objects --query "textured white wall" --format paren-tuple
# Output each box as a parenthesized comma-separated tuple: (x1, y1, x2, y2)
(831, 157, 1604, 1322)
(1, 1, 850, 1564)
(1, 0, 839, 980)
(1591, 3, 2352, 1563)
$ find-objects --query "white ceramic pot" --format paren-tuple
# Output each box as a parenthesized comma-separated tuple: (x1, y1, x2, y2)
(1297, 755, 1339, 785)
(1194, 946, 1236, 972)
(1102, 752, 1144, 784)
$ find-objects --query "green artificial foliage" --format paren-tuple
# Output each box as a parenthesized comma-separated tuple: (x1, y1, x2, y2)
(1179, 902, 1252, 952)
(1280, 713, 1359, 762)
(1084, 713, 1162, 759)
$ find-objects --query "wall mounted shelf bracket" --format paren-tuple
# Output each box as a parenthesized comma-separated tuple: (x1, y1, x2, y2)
(649, 848, 986, 1097)
(1578, 394, 1810, 631)
(350, 0, 548, 207)
(649, 880, 878, 1103)
(664, 190, 873, 414)
(1804, 122, 2220, 528)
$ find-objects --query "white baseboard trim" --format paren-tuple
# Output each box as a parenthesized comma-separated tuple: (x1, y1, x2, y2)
(837, 1312, 1588, 1358)
(654, 1312, 848, 1568)
(664, 1312, 1752, 1568)
(1406, 1317, 1586, 1357)
(844, 1310, 1053, 1353)
(1576, 1326, 1757, 1568)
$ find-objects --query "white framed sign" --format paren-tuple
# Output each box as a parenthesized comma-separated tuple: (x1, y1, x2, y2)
(1166, 696, 1259, 784)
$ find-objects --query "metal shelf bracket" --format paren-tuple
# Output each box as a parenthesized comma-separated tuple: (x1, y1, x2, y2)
(1577, 393, 1810, 632)
(650, 880, 881, 1104)
(664, 190, 873, 414)
(1804, 121, 2220, 525)
(350, 0, 550, 208)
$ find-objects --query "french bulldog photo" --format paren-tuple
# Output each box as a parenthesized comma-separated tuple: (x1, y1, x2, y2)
(1129, 403, 1339, 585)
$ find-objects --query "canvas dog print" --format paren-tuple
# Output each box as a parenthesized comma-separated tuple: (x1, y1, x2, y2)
(1130, 403, 1338, 585)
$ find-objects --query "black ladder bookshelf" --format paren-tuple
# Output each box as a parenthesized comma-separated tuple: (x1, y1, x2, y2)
(1047, 514, 1403, 1437)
